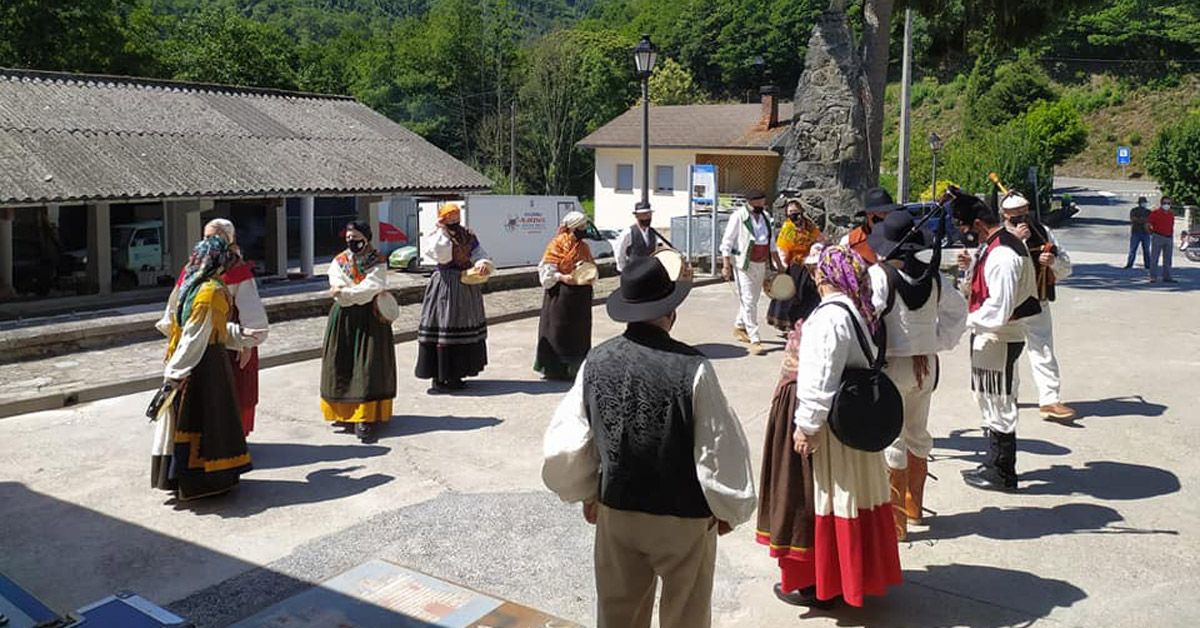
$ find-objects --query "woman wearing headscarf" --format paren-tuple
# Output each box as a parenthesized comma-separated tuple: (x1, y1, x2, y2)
(416, 203, 492, 391)
(772, 245, 902, 609)
(161, 219, 269, 437)
(534, 211, 596, 380)
(151, 236, 251, 501)
(767, 199, 824, 331)
(320, 221, 396, 443)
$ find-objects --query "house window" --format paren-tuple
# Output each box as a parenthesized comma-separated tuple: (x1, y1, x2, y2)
(655, 165, 674, 193)
(616, 164, 634, 192)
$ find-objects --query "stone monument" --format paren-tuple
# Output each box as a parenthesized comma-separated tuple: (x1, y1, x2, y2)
(774, 3, 872, 236)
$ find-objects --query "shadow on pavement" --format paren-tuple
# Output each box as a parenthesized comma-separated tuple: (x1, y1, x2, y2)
(383, 415, 503, 437)
(446, 379, 572, 397)
(797, 563, 1087, 627)
(1061, 263, 1198, 292)
(909, 503, 1177, 543)
(0, 482, 414, 626)
(249, 443, 391, 470)
(1067, 216, 1129, 227)
(933, 428, 1071, 463)
(694, 343, 749, 359)
(1020, 395, 1167, 425)
(175, 467, 394, 518)
(1021, 461, 1181, 501)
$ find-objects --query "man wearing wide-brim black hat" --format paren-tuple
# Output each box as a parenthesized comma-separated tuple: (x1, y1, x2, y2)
(865, 210, 967, 539)
(839, 187, 903, 264)
(542, 256, 756, 628)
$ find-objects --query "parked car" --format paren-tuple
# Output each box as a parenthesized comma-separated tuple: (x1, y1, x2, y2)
(389, 246, 421, 271)
(63, 220, 171, 290)
(588, 227, 618, 260)
(904, 202, 963, 248)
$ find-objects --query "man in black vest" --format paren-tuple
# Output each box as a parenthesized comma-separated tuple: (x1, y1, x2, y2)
(615, 201, 659, 272)
(542, 256, 756, 628)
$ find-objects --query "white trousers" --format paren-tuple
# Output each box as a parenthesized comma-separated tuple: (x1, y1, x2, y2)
(971, 335, 1024, 434)
(733, 262, 766, 343)
(1023, 305, 1061, 406)
(884, 355, 936, 469)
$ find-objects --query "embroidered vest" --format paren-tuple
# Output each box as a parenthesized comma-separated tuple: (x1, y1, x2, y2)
(968, 229, 1040, 321)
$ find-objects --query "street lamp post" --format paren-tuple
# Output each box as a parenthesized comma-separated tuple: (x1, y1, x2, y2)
(634, 33, 658, 211)
(928, 132, 943, 202)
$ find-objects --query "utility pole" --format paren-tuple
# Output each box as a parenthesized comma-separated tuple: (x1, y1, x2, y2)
(510, 100, 516, 194)
(897, 8, 914, 201)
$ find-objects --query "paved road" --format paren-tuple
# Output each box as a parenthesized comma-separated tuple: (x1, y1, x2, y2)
(2, 179, 1198, 627)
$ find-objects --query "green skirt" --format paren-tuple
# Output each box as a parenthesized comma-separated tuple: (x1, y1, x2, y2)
(320, 301, 397, 420)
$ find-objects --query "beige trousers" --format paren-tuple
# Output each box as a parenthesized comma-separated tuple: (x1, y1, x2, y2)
(594, 505, 717, 628)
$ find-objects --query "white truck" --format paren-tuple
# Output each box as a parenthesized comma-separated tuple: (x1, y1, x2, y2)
(391, 195, 612, 270)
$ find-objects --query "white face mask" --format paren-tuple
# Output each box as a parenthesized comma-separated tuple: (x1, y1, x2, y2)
(1163, 203, 1172, 211)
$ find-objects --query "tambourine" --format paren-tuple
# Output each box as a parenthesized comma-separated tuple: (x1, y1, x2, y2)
(765, 272, 796, 301)
(652, 247, 688, 282)
(461, 260, 495, 285)
(374, 290, 400, 323)
(570, 261, 599, 285)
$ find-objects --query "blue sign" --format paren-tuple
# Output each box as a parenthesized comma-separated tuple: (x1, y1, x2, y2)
(1117, 146, 1132, 165)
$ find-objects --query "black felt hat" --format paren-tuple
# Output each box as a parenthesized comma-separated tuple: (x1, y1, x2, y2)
(606, 256, 692, 323)
(867, 210, 933, 260)
(856, 187, 903, 217)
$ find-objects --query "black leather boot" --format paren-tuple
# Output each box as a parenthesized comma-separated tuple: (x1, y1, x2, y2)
(355, 422, 377, 443)
(962, 429, 1018, 492)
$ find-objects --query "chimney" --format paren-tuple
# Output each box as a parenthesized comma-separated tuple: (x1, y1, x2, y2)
(759, 85, 780, 129)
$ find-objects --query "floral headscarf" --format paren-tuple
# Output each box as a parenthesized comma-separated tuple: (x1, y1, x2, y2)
(177, 235, 232, 326)
(815, 244, 878, 334)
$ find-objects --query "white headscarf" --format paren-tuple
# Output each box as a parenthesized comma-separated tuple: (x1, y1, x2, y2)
(561, 211, 588, 230)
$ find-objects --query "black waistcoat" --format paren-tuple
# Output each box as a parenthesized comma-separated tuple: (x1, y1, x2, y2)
(626, 225, 658, 260)
(582, 323, 711, 518)
(1025, 223, 1056, 302)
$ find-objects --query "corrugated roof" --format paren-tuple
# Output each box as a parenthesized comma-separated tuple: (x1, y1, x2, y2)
(576, 102, 793, 151)
(0, 68, 491, 204)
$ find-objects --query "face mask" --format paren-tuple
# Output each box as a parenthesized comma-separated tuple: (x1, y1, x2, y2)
(348, 239, 366, 253)
(573, 229, 587, 240)
(1139, 202, 1147, 208)
(788, 213, 802, 223)
(751, 205, 764, 214)
(637, 217, 652, 228)
(1163, 203, 1172, 211)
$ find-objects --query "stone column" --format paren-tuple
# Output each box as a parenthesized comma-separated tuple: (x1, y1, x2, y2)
(265, 199, 287, 277)
(300, 195, 315, 277)
(0, 208, 13, 297)
(46, 204, 60, 228)
(87, 202, 112, 294)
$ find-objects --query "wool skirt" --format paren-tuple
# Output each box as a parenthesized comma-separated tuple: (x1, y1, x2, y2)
(534, 282, 593, 380)
(151, 343, 251, 500)
(320, 301, 397, 423)
(756, 379, 816, 560)
(767, 264, 821, 331)
(415, 268, 488, 381)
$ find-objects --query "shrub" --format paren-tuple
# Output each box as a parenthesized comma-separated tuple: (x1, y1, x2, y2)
(1145, 113, 1200, 204)
(965, 54, 1056, 127)
(1129, 131, 1142, 146)
(1022, 100, 1088, 166)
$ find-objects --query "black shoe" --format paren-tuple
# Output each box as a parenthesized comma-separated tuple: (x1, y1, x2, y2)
(773, 583, 836, 609)
(355, 422, 377, 443)
(332, 421, 354, 433)
(1122, 264, 1132, 269)
(961, 465, 1017, 492)
(443, 378, 467, 390)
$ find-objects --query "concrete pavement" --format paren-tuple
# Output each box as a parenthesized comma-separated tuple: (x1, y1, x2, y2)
(2, 178, 1198, 627)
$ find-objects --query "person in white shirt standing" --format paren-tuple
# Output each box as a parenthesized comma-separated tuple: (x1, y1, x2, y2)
(614, 201, 659, 272)
(952, 194, 1041, 492)
(999, 192, 1076, 421)
(866, 211, 967, 540)
(542, 256, 756, 628)
(720, 190, 779, 355)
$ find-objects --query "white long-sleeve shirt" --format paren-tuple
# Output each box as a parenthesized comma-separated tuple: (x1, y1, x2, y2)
(794, 293, 874, 435)
(163, 305, 214, 381)
(424, 229, 490, 267)
(542, 359, 758, 528)
(614, 224, 655, 272)
(224, 275, 269, 350)
(963, 244, 1032, 343)
(328, 261, 387, 306)
(868, 265, 967, 356)
(720, 207, 771, 271)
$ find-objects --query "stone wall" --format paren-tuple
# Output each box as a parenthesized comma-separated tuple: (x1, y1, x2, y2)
(774, 8, 872, 236)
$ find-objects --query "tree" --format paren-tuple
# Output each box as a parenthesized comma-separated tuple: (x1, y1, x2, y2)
(157, 6, 300, 89)
(1022, 100, 1087, 166)
(0, 0, 131, 73)
(1145, 113, 1200, 204)
(648, 58, 705, 106)
(964, 54, 1056, 127)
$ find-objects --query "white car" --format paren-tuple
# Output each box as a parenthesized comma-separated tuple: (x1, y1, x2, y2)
(589, 228, 619, 260)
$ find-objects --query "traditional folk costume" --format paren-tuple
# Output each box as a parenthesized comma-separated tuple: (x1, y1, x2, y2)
(319, 243, 397, 429)
(767, 215, 823, 330)
(152, 236, 251, 500)
(866, 211, 967, 540)
(1002, 193, 1075, 420)
(720, 202, 773, 349)
(614, 206, 658, 272)
(543, 257, 756, 628)
(836, 188, 903, 265)
(535, 212, 595, 380)
(165, 259, 268, 436)
(415, 205, 491, 389)
(783, 246, 902, 608)
(959, 224, 1040, 491)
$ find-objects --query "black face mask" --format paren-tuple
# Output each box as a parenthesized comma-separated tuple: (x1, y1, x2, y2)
(637, 218, 652, 228)
(788, 213, 802, 223)
(573, 229, 588, 240)
(348, 239, 366, 253)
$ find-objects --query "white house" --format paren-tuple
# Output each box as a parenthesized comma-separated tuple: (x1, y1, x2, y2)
(577, 91, 792, 231)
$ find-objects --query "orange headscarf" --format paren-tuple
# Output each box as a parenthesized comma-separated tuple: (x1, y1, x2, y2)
(542, 227, 593, 274)
(438, 203, 462, 223)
